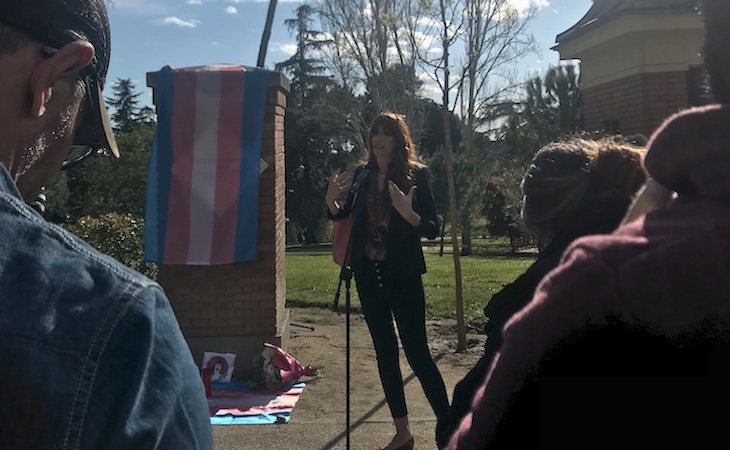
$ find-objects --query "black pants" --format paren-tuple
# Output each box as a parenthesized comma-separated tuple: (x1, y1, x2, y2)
(354, 259, 449, 420)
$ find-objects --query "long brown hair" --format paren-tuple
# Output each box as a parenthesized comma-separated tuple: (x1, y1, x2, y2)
(364, 112, 424, 188)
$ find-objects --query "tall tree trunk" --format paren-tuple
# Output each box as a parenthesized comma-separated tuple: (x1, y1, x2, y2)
(439, 218, 446, 257)
(461, 1, 477, 259)
(442, 107, 467, 352)
(460, 208, 472, 256)
(440, 0, 467, 352)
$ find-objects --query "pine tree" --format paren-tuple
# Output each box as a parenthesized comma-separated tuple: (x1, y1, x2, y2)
(504, 63, 584, 165)
(137, 106, 156, 126)
(105, 78, 143, 133)
(275, 4, 332, 110)
(274, 4, 360, 244)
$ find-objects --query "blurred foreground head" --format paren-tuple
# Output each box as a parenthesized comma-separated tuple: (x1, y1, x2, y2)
(521, 137, 646, 247)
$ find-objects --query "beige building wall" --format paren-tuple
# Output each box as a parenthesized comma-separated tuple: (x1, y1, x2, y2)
(556, 12, 704, 136)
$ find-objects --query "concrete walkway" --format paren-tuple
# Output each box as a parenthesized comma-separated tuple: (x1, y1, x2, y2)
(213, 307, 485, 450)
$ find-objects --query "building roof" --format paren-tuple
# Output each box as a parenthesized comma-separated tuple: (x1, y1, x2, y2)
(556, 0, 698, 44)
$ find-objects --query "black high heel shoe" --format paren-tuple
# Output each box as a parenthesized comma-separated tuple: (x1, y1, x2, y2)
(377, 437, 414, 450)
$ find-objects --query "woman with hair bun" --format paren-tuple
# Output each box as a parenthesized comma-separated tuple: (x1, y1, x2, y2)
(437, 136, 646, 447)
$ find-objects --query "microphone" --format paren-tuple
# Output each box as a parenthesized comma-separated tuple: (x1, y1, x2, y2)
(351, 162, 376, 194)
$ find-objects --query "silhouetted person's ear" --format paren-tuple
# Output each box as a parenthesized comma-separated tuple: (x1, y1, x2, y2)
(28, 40, 95, 118)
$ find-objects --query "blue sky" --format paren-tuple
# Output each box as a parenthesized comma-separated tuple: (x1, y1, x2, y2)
(106, 0, 592, 106)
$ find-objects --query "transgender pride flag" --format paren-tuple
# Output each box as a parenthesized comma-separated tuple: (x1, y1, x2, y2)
(144, 65, 268, 265)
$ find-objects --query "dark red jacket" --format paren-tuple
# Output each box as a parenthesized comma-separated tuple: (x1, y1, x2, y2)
(447, 105, 730, 449)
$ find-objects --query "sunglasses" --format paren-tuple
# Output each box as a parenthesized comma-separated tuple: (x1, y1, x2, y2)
(40, 46, 103, 170)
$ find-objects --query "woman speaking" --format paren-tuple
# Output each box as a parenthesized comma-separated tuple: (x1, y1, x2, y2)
(326, 112, 449, 450)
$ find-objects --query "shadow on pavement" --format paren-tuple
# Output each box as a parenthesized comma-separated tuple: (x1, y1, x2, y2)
(318, 353, 446, 450)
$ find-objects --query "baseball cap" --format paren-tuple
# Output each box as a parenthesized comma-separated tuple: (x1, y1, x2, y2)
(0, 0, 119, 161)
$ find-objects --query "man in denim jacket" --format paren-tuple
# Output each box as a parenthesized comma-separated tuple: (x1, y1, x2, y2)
(0, 1, 213, 448)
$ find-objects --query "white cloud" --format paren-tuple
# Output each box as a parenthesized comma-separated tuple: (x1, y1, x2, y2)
(271, 41, 298, 55)
(417, 71, 436, 83)
(416, 17, 440, 29)
(508, 0, 549, 13)
(162, 16, 200, 28)
(418, 71, 442, 98)
(410, 30, 439, 50)
(113, 0, 300, 8)
(229, 0, 304, 2)
(225, 6, 238, 14)
(386, 46, 402, 59)
(279, 43, 297, 56)
(108, 0, 169, 15)
(113, 0, 164, 6)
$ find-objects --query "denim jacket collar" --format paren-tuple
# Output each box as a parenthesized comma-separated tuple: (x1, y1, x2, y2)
(0, 163, 23, 200)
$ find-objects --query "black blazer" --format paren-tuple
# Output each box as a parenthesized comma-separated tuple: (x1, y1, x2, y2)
(329, 165, 439, 276)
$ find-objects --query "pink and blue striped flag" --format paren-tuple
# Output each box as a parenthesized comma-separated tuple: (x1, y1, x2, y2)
(144, 65, 269, 265)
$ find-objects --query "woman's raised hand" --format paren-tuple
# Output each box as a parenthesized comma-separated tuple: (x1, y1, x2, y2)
(388, 180, 421, 227)
(326, 169, 353, 204)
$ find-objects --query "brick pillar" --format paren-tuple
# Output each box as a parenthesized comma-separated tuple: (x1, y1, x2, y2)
(146, 70, 290, 378)
(583, 71, 689, 137)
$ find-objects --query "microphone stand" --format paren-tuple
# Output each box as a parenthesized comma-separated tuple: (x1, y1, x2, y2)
(331, 182, 367, 450)
(331, 163, 374, 310)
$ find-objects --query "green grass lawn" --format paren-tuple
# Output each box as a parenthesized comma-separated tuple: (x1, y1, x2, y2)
(286, 250, 535, 322)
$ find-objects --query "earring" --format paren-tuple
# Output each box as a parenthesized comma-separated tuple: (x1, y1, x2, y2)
(29, 186, 47, 214)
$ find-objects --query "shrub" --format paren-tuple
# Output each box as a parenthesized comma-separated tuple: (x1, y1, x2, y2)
(64, 213, 157, 279)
